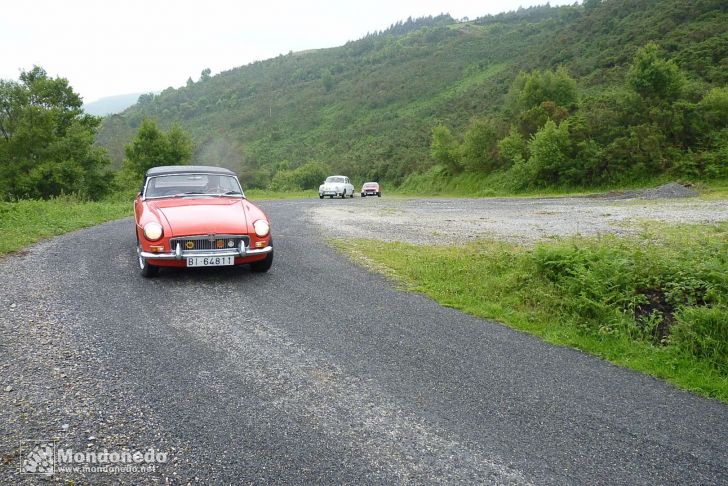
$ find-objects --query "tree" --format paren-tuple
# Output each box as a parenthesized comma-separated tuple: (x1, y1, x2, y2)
(509, 67, 578, 114)
(321, 70, 334, 93)
(0, 66, 111, 199)
(498, 127, 528, 167)
(200, 68, 211, 82)
(461, 118, 500, 172)
(699, 87, 728, 128)
(525, 119, 573, 185)
(431, 125, 462, 174)
(123, 119, 193, 178)
(627, 43, 685, 102)
(137, 93, 155, 105)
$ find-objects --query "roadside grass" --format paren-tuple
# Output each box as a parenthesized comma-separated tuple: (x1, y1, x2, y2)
(693, 180, 728, 200)
(333, 223, 728, 402)
(0, 197, 132, 255)
(245, 189, 319, 200)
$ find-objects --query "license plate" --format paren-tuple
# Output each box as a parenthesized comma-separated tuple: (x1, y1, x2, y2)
(187, 256, 234, 267)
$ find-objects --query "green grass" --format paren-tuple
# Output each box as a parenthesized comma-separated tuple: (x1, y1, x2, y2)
(0, 197, 132, 255)
(694, 180, 728, 200)
(333, 224, 728, 402)
(245, 189, 319, 200)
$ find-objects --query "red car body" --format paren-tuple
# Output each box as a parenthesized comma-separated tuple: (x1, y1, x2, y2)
(134, 166, 273, 277)
(360, 182, 381, 197)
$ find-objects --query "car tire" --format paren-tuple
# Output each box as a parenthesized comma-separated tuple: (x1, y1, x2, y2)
(319, 194, 324, 199)
(137, 243, 159, 278)
(329, 195, 333, 199)
(361, 193, 365, 197)
(377, 192, 381, 197)
(250, 247, 273, 273)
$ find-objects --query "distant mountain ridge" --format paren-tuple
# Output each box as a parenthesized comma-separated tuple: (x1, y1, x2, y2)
(85, 92, 154, 116)
(95, 0, 728, 187)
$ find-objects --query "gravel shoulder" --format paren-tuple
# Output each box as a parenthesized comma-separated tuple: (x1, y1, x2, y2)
(309, 196, 728, 245)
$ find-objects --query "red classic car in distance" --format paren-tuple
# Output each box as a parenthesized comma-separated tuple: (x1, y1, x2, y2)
(134, 166, 273, 277)
(360, 182, 381, 197)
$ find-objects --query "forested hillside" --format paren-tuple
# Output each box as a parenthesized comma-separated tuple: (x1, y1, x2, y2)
(96, 0, 728, 189)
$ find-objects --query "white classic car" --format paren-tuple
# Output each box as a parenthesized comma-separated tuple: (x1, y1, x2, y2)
(319, 175, 355, 199)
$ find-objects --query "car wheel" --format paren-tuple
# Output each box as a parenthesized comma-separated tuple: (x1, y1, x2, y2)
(250, 248, 273, 273)
(319, 194, 324, 199)
(361, 193, 365, 197)
(350, 192, 355, 198)
(137, 243, 159, 278)
(329, 195, 333, 199)
(377, 192, 381, 197)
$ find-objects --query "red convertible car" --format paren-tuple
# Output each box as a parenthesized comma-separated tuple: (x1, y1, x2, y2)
(134, 166, 273, 277)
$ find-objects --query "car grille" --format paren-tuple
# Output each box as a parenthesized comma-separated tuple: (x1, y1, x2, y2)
(169, 235, 250, 252)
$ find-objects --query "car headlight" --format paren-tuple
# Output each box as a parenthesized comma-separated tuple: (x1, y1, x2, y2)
(253, 220, 270, 238)
(143, 222, 163, 241)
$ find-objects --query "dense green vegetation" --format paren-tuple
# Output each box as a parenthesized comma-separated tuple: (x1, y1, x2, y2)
(428, 44, 728, 190)
(0, 197, 131, 254)
(335, 223, 728, 402)
(0, 67, 113, 200)
(96, 0, 728, 191)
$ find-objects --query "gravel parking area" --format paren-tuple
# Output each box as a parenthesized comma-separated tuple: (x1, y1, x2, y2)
(309, 195, 728, 245)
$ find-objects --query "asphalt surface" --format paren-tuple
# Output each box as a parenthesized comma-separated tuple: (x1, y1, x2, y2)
(1, 198, 728, 484)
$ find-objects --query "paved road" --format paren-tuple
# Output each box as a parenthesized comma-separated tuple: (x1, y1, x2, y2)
(1, 199, 727, 484)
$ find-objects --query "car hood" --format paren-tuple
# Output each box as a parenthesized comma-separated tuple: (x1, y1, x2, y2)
(149, 198, 248, 236)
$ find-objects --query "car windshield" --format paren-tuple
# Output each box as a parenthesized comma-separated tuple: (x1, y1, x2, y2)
(326, 177, 345, 183)
(364, 183, 377, 187)
(144, 174, 243, 199)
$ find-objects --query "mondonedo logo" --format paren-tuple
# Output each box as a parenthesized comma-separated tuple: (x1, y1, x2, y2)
(21, 440, 168, 476)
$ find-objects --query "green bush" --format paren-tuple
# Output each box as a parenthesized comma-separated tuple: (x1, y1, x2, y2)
(530, 229, 727, 344)
(672, 306, 728, 373)
(268, 161, 329, 191)
(460, 118, 501, 172)
(430, 125, 463, 175)
(521, 119, 573, 186)
(508, 67, 578, 113)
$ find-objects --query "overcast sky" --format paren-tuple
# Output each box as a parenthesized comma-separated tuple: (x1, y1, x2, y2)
(1, 0, 575, 102)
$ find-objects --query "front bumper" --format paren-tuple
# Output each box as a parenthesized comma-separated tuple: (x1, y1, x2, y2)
(140, 241, 272, 260)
